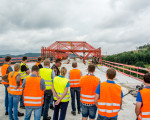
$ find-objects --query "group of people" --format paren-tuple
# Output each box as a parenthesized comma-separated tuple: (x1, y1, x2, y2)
(1, 56, 150, 120)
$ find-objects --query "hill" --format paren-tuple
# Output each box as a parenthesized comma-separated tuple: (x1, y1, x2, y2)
(0, 53, 41, 58)
(103, 43, 150, 68)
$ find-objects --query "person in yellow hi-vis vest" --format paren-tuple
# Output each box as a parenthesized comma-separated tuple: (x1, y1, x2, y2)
(52, 67, 70, 120)
(19, 56, 30, 109)
(39, 59, 55, 120)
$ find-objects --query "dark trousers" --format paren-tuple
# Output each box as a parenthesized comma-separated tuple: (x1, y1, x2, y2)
(43, 90, 52, 120)
(70, 87, 81, 112)
(4, 85, 9, 112)
(53, 101, 69, 120)
(20, 79, 24, 107)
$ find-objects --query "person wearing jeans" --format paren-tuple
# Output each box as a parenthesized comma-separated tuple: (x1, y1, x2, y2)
(2, 63, 24, 120)
(95, 68, 123, 120)
(69, 62, 82, 115)
(23, 65, 45, 120)
(52, 67, 70, 120)
(8, 94, 21, 120)
(1, 56, 13, 115)
(25, 106, 42, 120)
(79, 64, 100, 120)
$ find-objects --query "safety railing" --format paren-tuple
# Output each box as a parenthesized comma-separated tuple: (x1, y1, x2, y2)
(0, 57, 38, 66)
(102, 60, 149, 81)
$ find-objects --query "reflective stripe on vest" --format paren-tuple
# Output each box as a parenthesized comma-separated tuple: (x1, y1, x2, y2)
(7, 72, 23, 95)
(138, 115, 150, 120)
(97, 81, 121, 118)
(19, 63, 29, 79)
(98, 102, 120, 106)
(69, 69, 81, 88)
(98, 109, 120, 113)
(24, 100, 44, 104)
(53, 76, 70, 102)
(24, 96, 44, 100)
(80, 94, 95, 102)
(54, 92, 70, 100)
(39, 68, 52, 90)
(1, 64, 10, 85)
(138, 88, 150, 120)
(141, 112, 150, 115)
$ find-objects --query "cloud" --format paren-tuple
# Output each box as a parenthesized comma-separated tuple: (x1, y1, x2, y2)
(0, 0, 150, 55)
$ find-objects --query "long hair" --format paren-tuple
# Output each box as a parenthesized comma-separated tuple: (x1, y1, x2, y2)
(60, 67, 67, 77)
(11, 63, 20, 77)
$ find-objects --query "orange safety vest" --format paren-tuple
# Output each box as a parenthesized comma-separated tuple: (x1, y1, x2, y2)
(97, 81, 121, 118)
(23, 76, 44, 107)
(35, 62, 40, 66)
(1, 64, 10, 85)
(138, 88, 150, 120)
(7, 72, 23, 95)
(69, 69, 81, 88)
(80, 75, 99, 104)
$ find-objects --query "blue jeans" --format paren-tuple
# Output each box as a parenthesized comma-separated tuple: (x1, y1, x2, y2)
(24, 106, 42, 120)
(8, 93, 20, 120)
(82, 104, 97, 119)
(53, 101, 69, 120)
(97, 115, 117, 120)
(4, 85, 9, 112)
(70, 87, 81, 112)
(43, 90, 52, 119)
(20, 79, 24, 107)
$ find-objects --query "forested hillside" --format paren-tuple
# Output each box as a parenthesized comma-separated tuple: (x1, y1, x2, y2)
(103, 44, 150, 68)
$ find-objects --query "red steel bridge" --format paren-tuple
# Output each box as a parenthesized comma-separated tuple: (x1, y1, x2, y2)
(41, 41, 101, 63)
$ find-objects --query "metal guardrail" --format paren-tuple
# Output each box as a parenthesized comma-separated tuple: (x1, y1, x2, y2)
(102, 60, 148, 81)
(0, 57, 38, 66)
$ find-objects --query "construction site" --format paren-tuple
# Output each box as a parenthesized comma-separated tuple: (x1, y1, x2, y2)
(0, 41, 148, 120)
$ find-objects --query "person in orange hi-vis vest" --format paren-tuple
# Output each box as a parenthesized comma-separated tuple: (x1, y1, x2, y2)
(69, 62, 82, 115)
(22, 65, 45, 120)
(35, 57, 43, 69)
(2, 63, 24, 120)
(135, 73, 150, 120)
(1, 56, 13, 115)
(95, 68, 123, 120)
(79, 64, 100, 120)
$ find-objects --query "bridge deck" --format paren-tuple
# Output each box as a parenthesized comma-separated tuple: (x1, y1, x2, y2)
(0, 59, 142, 120)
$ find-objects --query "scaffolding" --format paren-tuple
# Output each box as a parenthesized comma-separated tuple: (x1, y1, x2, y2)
(41, 41, 101, 63)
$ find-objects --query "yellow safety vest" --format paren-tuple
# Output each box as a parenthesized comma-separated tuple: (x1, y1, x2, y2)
(19, 63, 29, 80)
(53, 76, 70, 102)
(39, 68, 52, 90)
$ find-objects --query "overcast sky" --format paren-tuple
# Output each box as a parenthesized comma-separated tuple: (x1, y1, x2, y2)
(0, 0, 150, 55)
